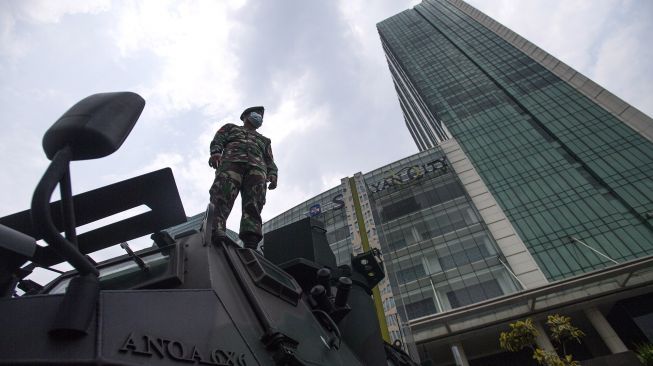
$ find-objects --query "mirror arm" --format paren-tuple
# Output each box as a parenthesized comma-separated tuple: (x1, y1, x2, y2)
(31, 147, 98, 276)
(60, 168, 77, 247)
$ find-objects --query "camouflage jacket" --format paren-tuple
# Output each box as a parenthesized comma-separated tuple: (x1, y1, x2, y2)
(210, 123, 278, 178)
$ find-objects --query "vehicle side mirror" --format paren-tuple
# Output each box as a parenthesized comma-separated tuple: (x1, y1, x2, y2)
(42, 92, 145, 161)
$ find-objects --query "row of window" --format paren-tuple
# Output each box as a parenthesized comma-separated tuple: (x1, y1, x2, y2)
(379, 181, 465, 221)
(390, 231, 496, 284)
(401, 277, 504, 320)
(382, 204, 478, 252)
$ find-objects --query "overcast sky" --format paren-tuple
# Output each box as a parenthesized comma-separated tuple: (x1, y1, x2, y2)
(2, 0, 652, 260)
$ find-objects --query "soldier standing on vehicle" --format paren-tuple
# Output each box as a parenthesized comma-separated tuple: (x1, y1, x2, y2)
(208, 106, 278, 250)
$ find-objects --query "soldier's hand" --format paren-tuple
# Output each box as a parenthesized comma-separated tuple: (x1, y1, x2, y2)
(208, 153, 222, 169)
(268, 176, 277, 190)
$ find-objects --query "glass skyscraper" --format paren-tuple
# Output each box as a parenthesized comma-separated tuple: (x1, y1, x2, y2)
(377, 0, 653, 282)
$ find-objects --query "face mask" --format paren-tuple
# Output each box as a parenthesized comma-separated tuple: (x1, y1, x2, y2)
(248, 112, 263, 128)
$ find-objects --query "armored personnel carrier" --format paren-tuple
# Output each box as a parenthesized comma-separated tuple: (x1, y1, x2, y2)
(0, 92, 417, 365)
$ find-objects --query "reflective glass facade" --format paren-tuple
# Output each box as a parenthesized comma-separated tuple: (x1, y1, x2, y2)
(378, 0, 653, 281)
(363, 148, 519, 319)
(263, 146, 521, 336)
(382, 37, 451, 149)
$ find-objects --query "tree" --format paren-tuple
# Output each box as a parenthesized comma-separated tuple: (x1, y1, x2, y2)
(636, 343, 653, 366)
(499, 314, 585, 366)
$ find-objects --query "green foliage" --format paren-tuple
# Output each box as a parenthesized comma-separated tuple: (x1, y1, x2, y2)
(533, 349, 580, 366)
(499, 318, 538, 352)
(499, 314, 584, 366)
(636, 343, 653, 366)
(546, 314, 585, 345)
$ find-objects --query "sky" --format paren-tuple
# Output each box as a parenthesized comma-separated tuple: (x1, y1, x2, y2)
(1, 0, 652, 269)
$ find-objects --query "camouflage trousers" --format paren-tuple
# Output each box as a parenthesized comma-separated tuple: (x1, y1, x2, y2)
(209, 161, 267, 244)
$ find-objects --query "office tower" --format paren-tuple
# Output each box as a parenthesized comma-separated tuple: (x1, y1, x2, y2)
(367, 0, 652, 363)
(377, 0, 653, 282)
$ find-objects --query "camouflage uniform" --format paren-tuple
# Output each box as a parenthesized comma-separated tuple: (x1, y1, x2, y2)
(209, 123, 278, 246)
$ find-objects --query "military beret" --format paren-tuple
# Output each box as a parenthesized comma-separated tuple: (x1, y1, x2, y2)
(240, 106, 265, 121)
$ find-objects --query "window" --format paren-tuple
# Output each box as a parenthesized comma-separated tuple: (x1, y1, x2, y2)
(326, 226, 350, 243)
(396, 263, 426, 284)
(414, 221, 431, 241)
(381, 197, 420, 221)
(404, 298, 437, 319)
(438, 236, 492, 271)
(380, 181, 465, 222)
(386, 229, 408, 251)
(446, 279, 503, 308)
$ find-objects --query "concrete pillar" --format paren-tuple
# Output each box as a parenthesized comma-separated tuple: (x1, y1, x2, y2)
(533, 321, 556, 353)
(584, 307, 628, 354)
(451, 342, 470, 366)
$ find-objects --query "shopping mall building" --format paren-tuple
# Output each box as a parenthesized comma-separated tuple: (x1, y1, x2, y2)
(261, 139, 653, 365)
(262, 0, 653, 364)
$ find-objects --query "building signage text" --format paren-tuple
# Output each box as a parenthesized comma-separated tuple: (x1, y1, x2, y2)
(368, 157, 448, 194)
(305, 193, 344, 216)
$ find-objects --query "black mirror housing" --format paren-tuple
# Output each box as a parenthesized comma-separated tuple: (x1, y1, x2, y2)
(42, 92, 145, 161)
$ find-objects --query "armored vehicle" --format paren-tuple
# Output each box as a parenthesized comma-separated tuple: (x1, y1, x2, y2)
(0, 92, 417, 365)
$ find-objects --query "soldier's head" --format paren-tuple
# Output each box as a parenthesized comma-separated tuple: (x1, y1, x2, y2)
(240, 106, 264, 129)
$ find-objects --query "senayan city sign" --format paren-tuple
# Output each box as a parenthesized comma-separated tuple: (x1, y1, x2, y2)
(367, 157, 448, 194)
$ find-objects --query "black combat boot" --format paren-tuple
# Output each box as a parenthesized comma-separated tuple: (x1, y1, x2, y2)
(243, 242, 259, 250)
(240, 233, 260, 251)
(211, 230, 226, 246)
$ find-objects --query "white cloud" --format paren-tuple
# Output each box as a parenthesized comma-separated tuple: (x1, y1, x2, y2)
(0, 10, 27, 61)
(135, 147, 213, 215)
(321, 171, 346, 190)
(6, 0, 111, 23)
(0, 0, 111, 61)
(19, 0, 111, 24)
(112, 0, 246, 120)
(592, 17, 653, 116)
(338, 0, 420, 50)
(261, 71, 330, 145)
